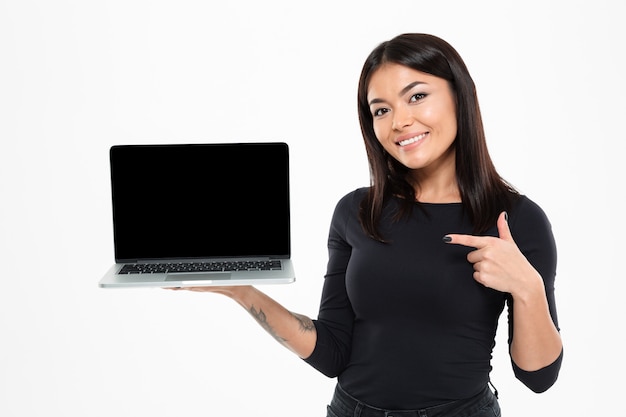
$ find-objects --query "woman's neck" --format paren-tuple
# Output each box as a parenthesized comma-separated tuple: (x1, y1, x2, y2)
(410, 154, 460, 204)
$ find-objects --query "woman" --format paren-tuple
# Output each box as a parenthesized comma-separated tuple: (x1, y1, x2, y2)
(174, 33, 563, 416)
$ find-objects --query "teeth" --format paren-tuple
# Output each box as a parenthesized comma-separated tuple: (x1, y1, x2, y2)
(398, 133, 426, 147)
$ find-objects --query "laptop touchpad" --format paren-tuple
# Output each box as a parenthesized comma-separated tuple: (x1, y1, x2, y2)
(165, 273, 231, 281)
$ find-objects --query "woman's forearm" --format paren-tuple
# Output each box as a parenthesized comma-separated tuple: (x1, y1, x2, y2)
(509, 278, 562, 371)
(227, 286, 317, 359)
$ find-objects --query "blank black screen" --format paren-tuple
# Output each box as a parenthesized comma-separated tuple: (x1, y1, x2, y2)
(110, 143, 290, 262)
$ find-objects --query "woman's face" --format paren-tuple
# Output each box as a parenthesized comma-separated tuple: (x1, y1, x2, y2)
(367, 63, 458, 174)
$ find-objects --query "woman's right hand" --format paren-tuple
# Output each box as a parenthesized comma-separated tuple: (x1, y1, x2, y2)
(165, 284, 252, 299)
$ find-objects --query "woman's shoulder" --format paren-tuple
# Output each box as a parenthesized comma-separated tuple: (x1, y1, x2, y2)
(332, 187, 369, 216)
(334, 187, 368, 205)
(510, 194, 553, 231)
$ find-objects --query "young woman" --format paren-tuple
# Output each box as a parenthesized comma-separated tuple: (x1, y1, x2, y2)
(173, 33, 563, 417)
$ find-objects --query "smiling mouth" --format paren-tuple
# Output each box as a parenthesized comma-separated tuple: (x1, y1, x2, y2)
(397, 133, 427, 147)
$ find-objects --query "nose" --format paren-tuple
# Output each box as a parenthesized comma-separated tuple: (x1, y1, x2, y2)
(391, 106, 413, 131)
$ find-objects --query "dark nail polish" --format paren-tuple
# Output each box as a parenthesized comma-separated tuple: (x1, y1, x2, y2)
(504, 212, 509, 222)
(442, 235, 452, 243)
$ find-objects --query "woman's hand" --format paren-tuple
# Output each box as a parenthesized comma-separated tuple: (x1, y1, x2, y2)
(444, 211, 562, 371)
(166, 285, 252, 300)
(444, 212, 543, 297)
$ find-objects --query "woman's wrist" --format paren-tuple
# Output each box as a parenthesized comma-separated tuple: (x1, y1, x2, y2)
(510, 268, 545, 305)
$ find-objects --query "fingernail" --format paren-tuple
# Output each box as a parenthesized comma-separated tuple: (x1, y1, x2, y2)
(504, 212, 509, 222)
(442, 235, 452, 243)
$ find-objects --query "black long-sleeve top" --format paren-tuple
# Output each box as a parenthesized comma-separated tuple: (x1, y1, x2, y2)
(304, 188, 562, 409)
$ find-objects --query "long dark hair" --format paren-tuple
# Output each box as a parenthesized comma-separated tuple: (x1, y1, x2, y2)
(357, 33, 517, 241)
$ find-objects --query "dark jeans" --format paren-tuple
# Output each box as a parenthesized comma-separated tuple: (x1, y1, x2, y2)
(327, 384, 501, 417)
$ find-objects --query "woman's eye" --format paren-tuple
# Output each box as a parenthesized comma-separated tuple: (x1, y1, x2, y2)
(373, 108, 390, 117)
(410, 93, 426, 103)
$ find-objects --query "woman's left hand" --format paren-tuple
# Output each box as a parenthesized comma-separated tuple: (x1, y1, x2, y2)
(444, 212, 543, 295)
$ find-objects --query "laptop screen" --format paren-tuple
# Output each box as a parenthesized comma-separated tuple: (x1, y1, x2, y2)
(110, 143, 290, 262)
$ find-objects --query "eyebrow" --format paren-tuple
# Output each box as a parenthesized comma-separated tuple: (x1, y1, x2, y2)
(368, 81, 426, 106)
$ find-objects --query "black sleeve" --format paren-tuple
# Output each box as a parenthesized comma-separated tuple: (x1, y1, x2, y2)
(507, 196, 563, 392)
(510, 349, 563, 393)
(302, 192, 356, 377)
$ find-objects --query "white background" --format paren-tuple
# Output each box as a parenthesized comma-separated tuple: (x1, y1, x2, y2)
(1, 0, 624, 416)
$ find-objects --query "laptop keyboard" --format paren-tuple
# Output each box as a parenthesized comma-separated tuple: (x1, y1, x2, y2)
(119, 260, 282, 275)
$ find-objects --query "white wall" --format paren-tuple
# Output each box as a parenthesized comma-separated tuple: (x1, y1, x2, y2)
(1, 0, 624, 416)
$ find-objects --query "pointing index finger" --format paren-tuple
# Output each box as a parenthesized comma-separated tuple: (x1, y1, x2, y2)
(443, 234, 490, 249)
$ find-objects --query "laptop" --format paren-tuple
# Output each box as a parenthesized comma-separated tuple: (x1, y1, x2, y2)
(98, 142, 295, 288)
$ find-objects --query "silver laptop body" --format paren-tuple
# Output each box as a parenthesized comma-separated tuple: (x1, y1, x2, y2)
(99, 142, 295, 288)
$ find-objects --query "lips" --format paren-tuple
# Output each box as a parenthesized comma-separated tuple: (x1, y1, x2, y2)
(396, 132, 428, 147)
